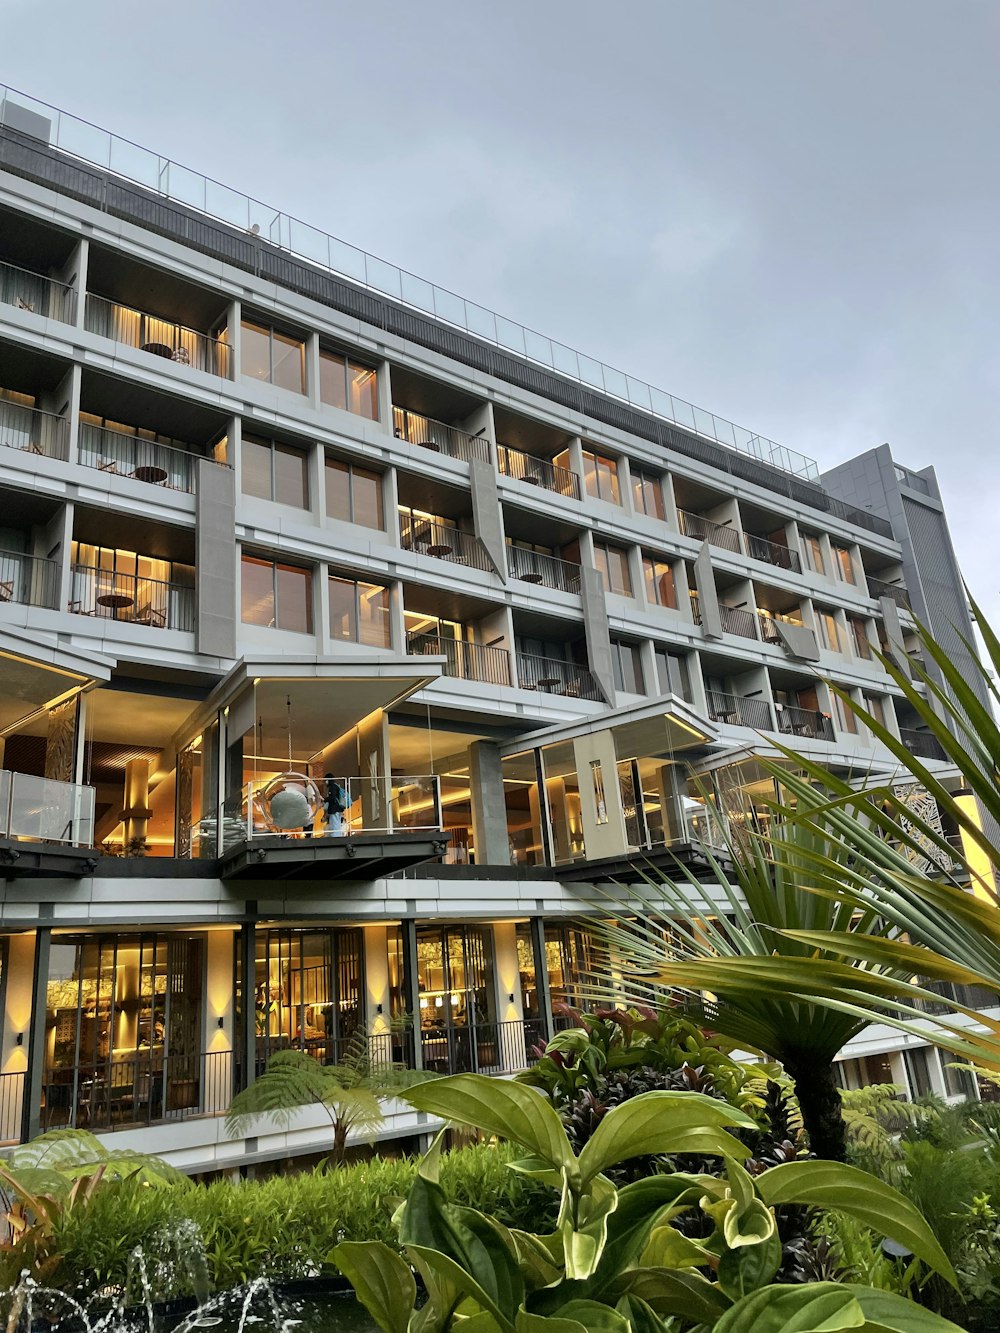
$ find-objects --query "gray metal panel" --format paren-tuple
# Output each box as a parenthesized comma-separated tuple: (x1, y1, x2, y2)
(692, 543, 723, 640)
(775, 621, 820, 661)
(468, 741, 510, 865)
(879, 596, 911, 681)
(469, 458, 507, 581)
(196, 459, 238, 659)
(580, 565, 616, 705)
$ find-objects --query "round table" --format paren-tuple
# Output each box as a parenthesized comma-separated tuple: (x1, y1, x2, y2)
(426, 544, 453, 558)
(537, 676, 561, 689)
(140, 341, 174, 358)
(132, 465, 169, 484)
(418, 441, 441, 452)
(520, 572, 544, 584)
(97, 592, 134, 616)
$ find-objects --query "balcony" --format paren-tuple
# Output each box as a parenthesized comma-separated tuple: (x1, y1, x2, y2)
(0, 549, 60, 609)
(79, 421, 212, 494)
(515, 651, 603, 701)
(497, 443, 581, 500)
(678, 510, 742, 553)
(68, 566, 196, 631)
(706, 690, 774, 730)
(744, 532, 801, 574)
(898, 728, 947, 762)
(0, 398, 70, 460)
(392, 407, 490, 464)
(868, 575, 911, 611)
(400, 519, 492, 573)
(0, 771, 95, 845)
(40, 1049, 233, 1133)
(507, 546, 582, 594)
(407, 632, 512, 686)
(718, 604, 759, 640)
(84, 294, 231, 377)
(0, 257, 75, 323)
(775, 704, 835, 742)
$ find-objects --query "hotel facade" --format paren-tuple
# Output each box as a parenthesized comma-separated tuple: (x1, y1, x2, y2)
(0, 89, 988, 1171)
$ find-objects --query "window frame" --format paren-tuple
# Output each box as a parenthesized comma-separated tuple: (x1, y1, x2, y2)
(327, 571, 391, 648)
(319, 347, 380, 420)
(631, 466, 665, 520)
(593, 541, 633, 597)
(324, 455, 384, 530)
(240, 319, 306, 395)
(241, 434, 310, 509)
(642, 554, 677, 608)
(831, 543, 856, 585)
(581, 447, 621, 505)
(802, 532, 825, 575)
(241, 552, 314, 633)
(610, 639, 644, 694)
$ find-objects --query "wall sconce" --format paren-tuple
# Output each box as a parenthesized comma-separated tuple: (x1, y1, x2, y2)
(376, 1003, 383, 1015)
(15, 1033, 23, 1047)
(217, 1016, 225, 1030)
(508, 993, 515, 1004)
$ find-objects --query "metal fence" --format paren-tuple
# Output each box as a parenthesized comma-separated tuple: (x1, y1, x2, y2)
(497, 444, 581, 499)
(0, 398, 70, 460)
(0, 256, 75, 322)
(0, 547, 60, 609)
(84, 292, 231, 377)
(516, 652, 603, 701)
(392, 407, 491, 463)
(68, 565, 196, 631)
(678, 510, 743, 553)
(399, 516, 493, 572)
(718, 603, 759, 640)
(775, 704, 835, 742)
(41, 1049, 233, 1131)
(706, 690, 775, 731)
(507, 545, 582, 593)
(407, 631, 512, 686)
(78, 421, 203, 492)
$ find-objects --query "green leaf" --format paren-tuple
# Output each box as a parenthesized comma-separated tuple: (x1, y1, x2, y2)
(332, 1241, 416, 1333)
(558, 1168, 618, 1279)
(509, 1229, 564, 1290)
(555, 1300, 630, 1332)
(849, 1285, 968, 1331)
(613, 1267, 732, 1323)
(577, 1091, 755, 1183)
(713, 1283, 863, 1332)
(723, 1197, 777, 1250)
(717, 1231, 783, 1301)
(640, 1223, 713, 1270)
(515, 1310, 588, 1333)
(404, 1075, 571, 1169)
(590, 1174, 706, 1294)
(756, 1160, 958, 1287)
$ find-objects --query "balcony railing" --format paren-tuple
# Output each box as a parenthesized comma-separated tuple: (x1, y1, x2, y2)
(0, 257, 75, 322)
(497, 444, 581, 500)
(0, 771, 96, 845)
(678, 510, 742, 553)
(399, 518, 492, 572)
(417, 1020, 546, 1075)
(392, 407, 490, 464)
(706, 690, 775, 730)
(744, 532, 802, 574)
(775, 704, 835, 742)
(84, 293, 231, 377)
(0, 1071, 24, 1144)
(507, 545, 582, 594)
(898, 728, 947, 762)
(516, 651, 603, 701)
(407, 631, 512, 686)
(867, 575, 911, 611)
(0, 548, 60, 609)
(78, 421, 207, 493)
(0, 398, 70, 460)
(68, 565, 196, 631)
(718, 603, 759, 639)
(41, 1049, 233, 1132)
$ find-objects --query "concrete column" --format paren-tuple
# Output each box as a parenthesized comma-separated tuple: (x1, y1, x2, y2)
(617, 455, 634, 515)
(196, 458, 239, 658)
(23, 928, 50, 1143)
(580, 565, 616, 705)
(376, 359, 393, 430)
(573, 731, 628, 859)
(203, 929, 235, 1113)
(656, 761, 689, 845)
(309, 441, 326, 525)
(1, 934, 35, 1143)
(224, 300, 241, 383)
(529, 916, 554, 1041)
(305, 332, 321, 409)
(469, 742, 510, 866)
(399, 919, 423, 1070)
(492, 922, 526, 1072)
(237, 921, 256, 1092)
(469, 458, 507, 579)
(692, 543, 723, 640)
(358, 710, 391, 829)
(69, 237, 88, 331)
(879, 596, 912, 680)
(661, 472, 680, 533)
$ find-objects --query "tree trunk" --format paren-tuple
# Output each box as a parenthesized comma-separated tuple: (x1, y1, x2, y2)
(331, 1117, 348, 1165)
(783, 1055, 847, 1161)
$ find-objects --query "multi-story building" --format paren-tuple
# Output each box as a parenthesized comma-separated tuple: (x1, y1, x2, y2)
(0, 89, 987, 1168)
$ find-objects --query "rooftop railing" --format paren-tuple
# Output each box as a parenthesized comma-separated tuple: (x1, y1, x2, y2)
(0, 398, 70, 460)
(506, 545, 582, 594)
(392, 407, 490, 464)
(68, 565, 196, 632)
(867, 575, 911, 611)
(0, 256, 75, 322)
(0, 548, 60, 609)
(407, 631, 512, 687)
(706, 690, 775, 731)
(497, 444, 581, 500)
(0, 771, 96, 845)
(83, 292, 231, 377)
(515, 651, 603, 701)
(0, 85, 820, 483)
(78, 421, 208, 493)
(399, 518, 492, 573)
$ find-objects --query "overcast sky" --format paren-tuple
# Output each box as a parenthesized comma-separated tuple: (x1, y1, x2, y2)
(5, 0, 999, 624)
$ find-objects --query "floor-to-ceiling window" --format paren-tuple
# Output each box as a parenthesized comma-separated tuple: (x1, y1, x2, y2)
(411, 925, 497, 1073)
(254, 927, 363, 1069)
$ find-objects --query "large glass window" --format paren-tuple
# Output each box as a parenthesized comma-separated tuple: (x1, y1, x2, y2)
(325, 457, 384, 529)
(642, 556, 677, 608)
(502, 750, 546, 867)
(849, 615, 872, 659)
(328, 574, 391, 647)
(802, 533, 825, 575)
(544, 924, 598, 1012)
(515, 923, 542, 1019)
(831, 543, 856, 584)
(412, 925, 497, 1072)
(593, 542, 632, 597)
(631, 467, 665, 519)
(581, 448, 620, 505)
(541, 741, 585, 864)
(654, 646, 691, 699)
(817, 609, 843, 653)
(241, 320, 305, 394)
(241, 554, 313, 633)
(319, 349, 380, 420)
(611, 640, 644, 694)
(241, 435, 309, 508)
(255, 927, 363, 1065)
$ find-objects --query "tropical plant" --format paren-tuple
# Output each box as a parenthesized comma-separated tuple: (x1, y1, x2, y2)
(226, 1030, 437, 1164)
(335, 1072, 962, 1332)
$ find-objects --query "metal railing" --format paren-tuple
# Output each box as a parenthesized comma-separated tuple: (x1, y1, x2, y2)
(898, 728, 947, 762)
(238, 773, 443, 840)
(392, 406, 490, 464)
(0, 548, 60, 609)
(678, 510, 742, 553)
(84, 292, 231, 377)
(706, 690, 775, 731)
(0, 770, 95, 845)
(40, 1049, 233, 1132)
(516, 651, 603, 701)
(914, 980, 999, 1016)
(0, 398, 70, 460)
(507, 545, 582, 593)
(399, 517, 492, 572)
(718, 603, 760, 639)
(78, 421, 205, 492)
(867, 575, 911, 611)
(775, 704, 835, 742)
(744, 532, 802, 574)
(68, 565, 196, 631)
(407, 631, 512, 686)
(418, 1020, 546, 1075)
(0, 1071, 23, 1143)
(0, 256, 75, 322)
(758, 613, 807, 646)
(497, 443, 581, 499)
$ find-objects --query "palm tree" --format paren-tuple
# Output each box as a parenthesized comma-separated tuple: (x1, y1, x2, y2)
(226, 1029, 437, 1164)
(583, 807, 910, 1161)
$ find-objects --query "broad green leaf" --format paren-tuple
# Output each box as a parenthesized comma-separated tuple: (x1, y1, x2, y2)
(713, 1283, 863, 1332)
(510, 1229, 563, 1289)
(613, 1267, 732, 1323)
(405, 1075, 571, 1169)
(559, 1169, 618, 1279)
(756, 1160, 958, 1287)
(407, 1244, 513, 1333)
(717, 1230, 782, 1301)
(555, 1300, 630, 1332)
(459, 1316, 506, 1333)
(577, 1091, 755, 1183)
(515, 1311, 587, 1333)
(590, 1174, 706, 1294)
(332, 1242, 416, 1333)
(849, 1284, 967, 1331)
(639, 1224, 713, 1270)
(723, 1196, 777, 1249)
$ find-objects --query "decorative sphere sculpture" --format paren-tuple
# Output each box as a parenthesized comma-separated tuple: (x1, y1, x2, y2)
(259, 773, 323, 831)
